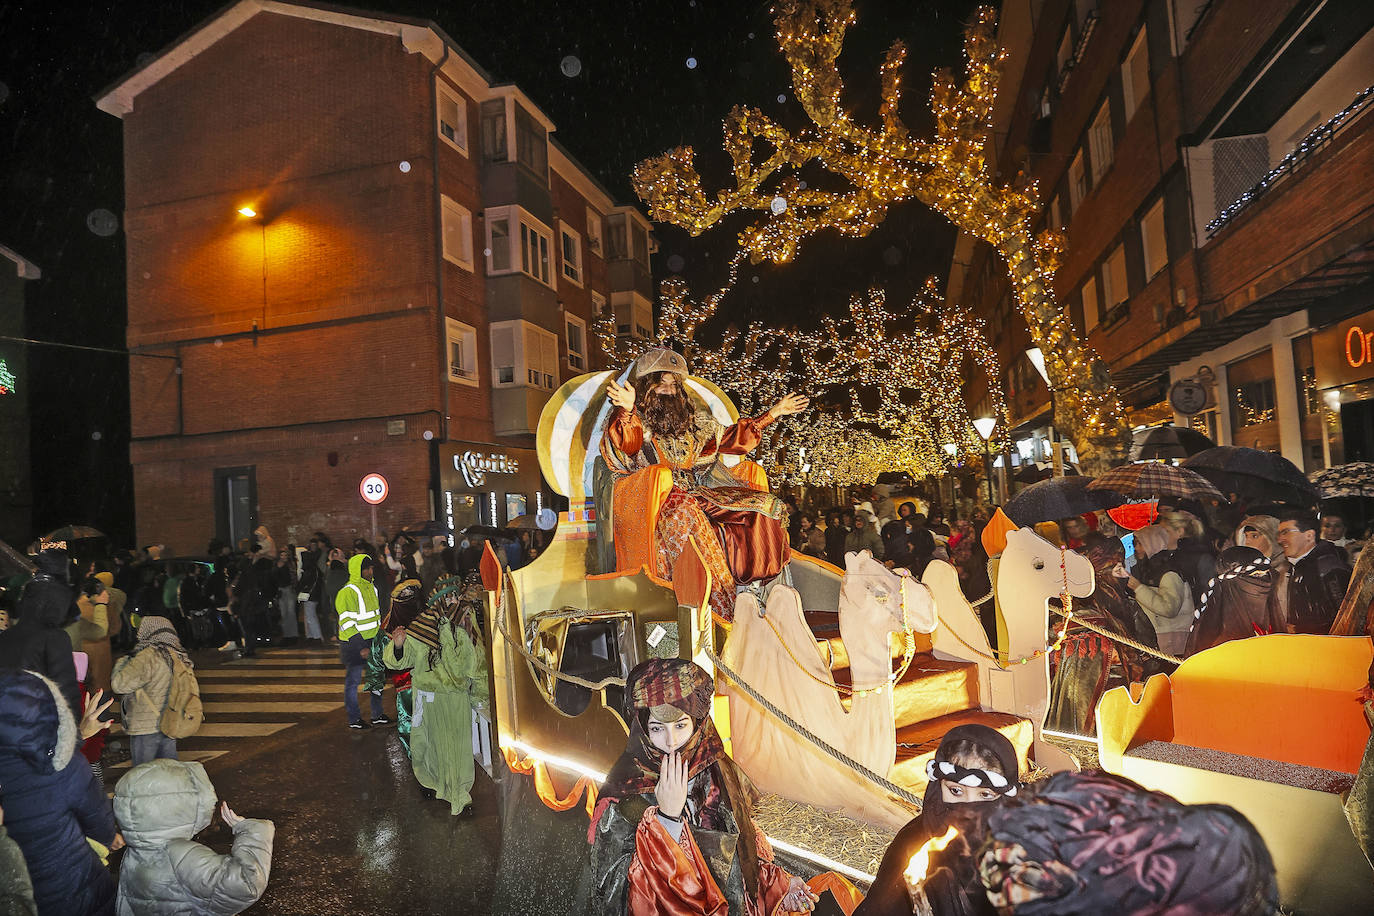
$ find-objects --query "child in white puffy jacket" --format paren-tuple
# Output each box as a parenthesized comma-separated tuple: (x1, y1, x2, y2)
(112, 759, 273, 916)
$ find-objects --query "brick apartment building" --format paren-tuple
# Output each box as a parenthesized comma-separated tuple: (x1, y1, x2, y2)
(949, 0, 1373, 479)
(96, 0, 655, 552)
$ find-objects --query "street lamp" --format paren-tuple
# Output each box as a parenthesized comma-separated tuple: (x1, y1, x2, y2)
(942, 442, 959, 512)
(973, 416, 997, 505)
(238, 205, 266, 326)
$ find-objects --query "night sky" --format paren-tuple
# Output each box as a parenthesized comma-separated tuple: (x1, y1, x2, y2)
(1, 0, 980, 545)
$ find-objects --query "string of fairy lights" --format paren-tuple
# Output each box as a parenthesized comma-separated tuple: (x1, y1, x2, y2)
(592, 256, 1005, 485)
(629, 0, 1132, 469)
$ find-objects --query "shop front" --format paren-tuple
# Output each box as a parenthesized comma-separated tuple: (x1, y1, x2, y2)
(1312, 306, 1374, 465)
(434, 441, 549, 541)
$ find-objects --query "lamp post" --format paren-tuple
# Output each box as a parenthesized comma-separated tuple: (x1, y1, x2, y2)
(942, 442, 958, 511)
(973, 417, 997, 505)
(1025, 347, 1060, 477)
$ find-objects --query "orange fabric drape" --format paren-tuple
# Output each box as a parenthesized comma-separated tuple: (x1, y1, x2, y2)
(805, 873, 863, 915)
(501, 745, 600, 819)
(729, 459, 769, 492)
(613, 466, 675, 574)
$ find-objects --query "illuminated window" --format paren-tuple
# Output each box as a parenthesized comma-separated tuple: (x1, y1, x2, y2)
(566, 313, 587, 370)
(560, 224, 583, 286)
(1141, 197, 1168, 281)
(446, 318, 478, 386)
(436, 81, 468, 155)
(1121, 27, 1150, 122)
(490, 320, 559, 390)
(1082, 273, 1099, 332)
(486, 206, 555, 288)
(1089, 100, 1113, 182)
(1068, 149, 1088, 213)
(585, 208, 603, 256)
(440, 195, 473, 271)
(1102, 244, 1129, 310)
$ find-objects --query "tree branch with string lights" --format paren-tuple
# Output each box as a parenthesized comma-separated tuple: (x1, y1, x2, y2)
(630, 0, 1131, 469)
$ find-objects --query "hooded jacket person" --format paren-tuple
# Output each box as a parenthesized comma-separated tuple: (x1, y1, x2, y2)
(0, 548, 82, 717)
(0, 669, 118, 916)
(1185, 546, 1285, 655)
(113, 759, 273, 916)
(336, 555, 385, 727)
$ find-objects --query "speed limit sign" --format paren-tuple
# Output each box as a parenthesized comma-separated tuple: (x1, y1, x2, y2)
(359, 473, 389, 505)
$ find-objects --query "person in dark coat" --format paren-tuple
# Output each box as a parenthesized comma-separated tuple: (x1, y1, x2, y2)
(0, 548, 81, 717)
(0, 668, 119, 916)
(1278, 511, 1353, 634)
(823, 510, 849, 567)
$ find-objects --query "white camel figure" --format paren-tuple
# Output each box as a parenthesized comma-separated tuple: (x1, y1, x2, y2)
(720, 551, 936, 830)
(920, 527, 1094, 772)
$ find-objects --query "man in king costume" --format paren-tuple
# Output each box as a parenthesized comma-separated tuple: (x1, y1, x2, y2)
(601, 348, 807, 622)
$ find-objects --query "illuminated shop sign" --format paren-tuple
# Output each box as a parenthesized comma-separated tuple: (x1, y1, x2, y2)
(1314, 308, 1374, 390)
(455, 450, 520, 488)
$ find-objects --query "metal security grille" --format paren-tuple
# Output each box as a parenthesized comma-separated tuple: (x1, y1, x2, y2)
(1212, 135, 1270, 216)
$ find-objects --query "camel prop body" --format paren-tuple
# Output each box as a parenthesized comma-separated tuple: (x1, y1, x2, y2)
(721, 551, 936, 829)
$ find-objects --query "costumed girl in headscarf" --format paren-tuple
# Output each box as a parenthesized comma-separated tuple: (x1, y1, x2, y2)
(1184, 546, 1284, 656)
(383, 572, 488, 815)
(1045, 533, 1158, 736)
(856, 724, 1021, 916)
(978, 770, 1277, 915)
(375, 577, 425, 753)
(584, 657, 816, 915)
(1237, 515, 1290, 626)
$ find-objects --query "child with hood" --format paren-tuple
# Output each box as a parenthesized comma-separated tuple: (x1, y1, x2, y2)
(113, 759, 273, 916)
(0, 669, 119, 916)
(112, 616, 193, 766)
(855, 724, 1022, 916)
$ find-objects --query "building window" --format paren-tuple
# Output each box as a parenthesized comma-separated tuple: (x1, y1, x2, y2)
(1082, 273, 1100, 332)
(566, 313, 587, 370)
(1068, 149, 1088, 213)
(446, 318, 478, 386)
(481, 100, 507, 163)
(486, 206, 555, 288)
(490, 319, 559, 390)
(590, 290, 607, 317)
(606, 212, 629, 259)
(1140, 197, 1168, 281)
(441, 195, 473, 270)
(515, 104, 547, 177)
(631, 221, 651, 269)
(560, 224, 583, 286)
(1102, 244, 1129, 311)
(1048, 194, 1062, 231)
(1121, 26, 1150, 122)
(585, 207, 604, 256)
(436, 81, 468, 155)
(612, 291, 654, 339)
(1228, 349, 1279, 451)
(1089, 100, 1114, 182)
(1056, 28, 1074, 81)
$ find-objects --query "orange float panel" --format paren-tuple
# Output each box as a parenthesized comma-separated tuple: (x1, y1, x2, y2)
(1169, 634, 1372, 774)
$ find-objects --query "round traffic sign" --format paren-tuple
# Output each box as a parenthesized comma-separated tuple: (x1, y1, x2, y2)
(359, 473, 389, 505)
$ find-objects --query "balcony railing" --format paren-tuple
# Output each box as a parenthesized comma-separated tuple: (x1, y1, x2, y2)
(1206, 85, 1374, 238)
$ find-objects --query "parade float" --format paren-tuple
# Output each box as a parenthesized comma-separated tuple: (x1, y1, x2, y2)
(480, 369, 1092, 884)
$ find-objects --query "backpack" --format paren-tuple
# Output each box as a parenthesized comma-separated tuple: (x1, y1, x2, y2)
(155, 647, 203, 738)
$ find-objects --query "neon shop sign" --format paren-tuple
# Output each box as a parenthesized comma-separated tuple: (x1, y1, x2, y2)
(456, 450, 519, 488)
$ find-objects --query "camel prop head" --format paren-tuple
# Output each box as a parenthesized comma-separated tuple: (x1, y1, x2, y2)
(996, 528, 1094, 660)
(841, 550, 938, 635)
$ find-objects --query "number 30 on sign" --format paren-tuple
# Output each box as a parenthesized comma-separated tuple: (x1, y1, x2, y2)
(359, 473, 389, 505)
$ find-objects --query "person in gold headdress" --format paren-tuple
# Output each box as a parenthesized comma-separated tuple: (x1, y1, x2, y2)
(601, 348, 807, 622)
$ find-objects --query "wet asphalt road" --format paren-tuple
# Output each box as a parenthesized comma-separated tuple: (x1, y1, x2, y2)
(103, 645, 594, 916)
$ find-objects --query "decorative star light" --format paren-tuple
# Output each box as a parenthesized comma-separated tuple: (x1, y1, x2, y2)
(0, 359, 15, 396)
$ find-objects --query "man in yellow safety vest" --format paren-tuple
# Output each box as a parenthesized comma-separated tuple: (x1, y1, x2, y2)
(336, 554, 388, 728)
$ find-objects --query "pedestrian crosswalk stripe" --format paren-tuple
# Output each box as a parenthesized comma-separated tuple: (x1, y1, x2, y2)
(109, 749, 226, 771)
(197, 683, 341, 694)
(203, 701, 342, 713)
(195, 668, 342, 679)
(193, 722, 295, 738)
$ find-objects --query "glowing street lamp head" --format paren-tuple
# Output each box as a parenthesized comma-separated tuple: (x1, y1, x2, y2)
(237, 206, 257, 218)
(972, 417, 997, 441)
(942, 442, 959, 457)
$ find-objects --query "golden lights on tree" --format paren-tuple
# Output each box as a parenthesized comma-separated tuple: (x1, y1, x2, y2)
(592, 258, 1004, 486)
(631, 0, 1131, 466)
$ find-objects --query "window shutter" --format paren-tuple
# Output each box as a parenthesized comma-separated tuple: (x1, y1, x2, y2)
(491, 324, 516, 385)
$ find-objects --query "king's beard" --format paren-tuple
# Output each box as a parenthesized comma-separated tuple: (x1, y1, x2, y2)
(639, 388, 695, 439)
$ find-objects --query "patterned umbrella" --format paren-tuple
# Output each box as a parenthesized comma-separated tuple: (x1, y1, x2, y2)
(1004, 476, 1125, 527)
(39, 525, 106, 543)
(1127, 425, 1215, 462)
(1087, 463, 1224, 502)
(1182, 446, 1318, 507)
(1310, 462, 1374, 499)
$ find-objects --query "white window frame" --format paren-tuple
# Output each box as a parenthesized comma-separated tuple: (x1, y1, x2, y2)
(1089, 100, 1114, 182)
(1103, 244, 1129, 311)
(590, 290, 607, 317)
(585, 207, 604, 257)
(435, 80, 469, 156)
(485, 205, 555, 289)
(559, 224, 583, 287)
(490, 319, 560, 391)
(445, 318, 478, 386)
(1068, 149, 1088, 213)
(1121, 27, 1150, 123)
(440, 195, 474, 271)
(565, 313, 588, 371)
(1141, 197, 1168, 281)
(1082, 273, 1099, 332)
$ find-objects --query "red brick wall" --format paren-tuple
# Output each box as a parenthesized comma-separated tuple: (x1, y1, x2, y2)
(550, 169, 611, 376)
(132, 419, 434, 553)
(1182, 0, 1303, 132)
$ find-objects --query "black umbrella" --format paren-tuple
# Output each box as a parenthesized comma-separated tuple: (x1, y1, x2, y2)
(1004, 476, 1126, 527)
(1182, 447, 1318, 508)
(1127, 425, 1214, 462)
(399, 520, 451, 539)
(1012, 461, 1081, 484)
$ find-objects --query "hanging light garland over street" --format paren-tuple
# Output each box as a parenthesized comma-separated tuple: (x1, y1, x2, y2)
(630, 1, 1131, 468)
